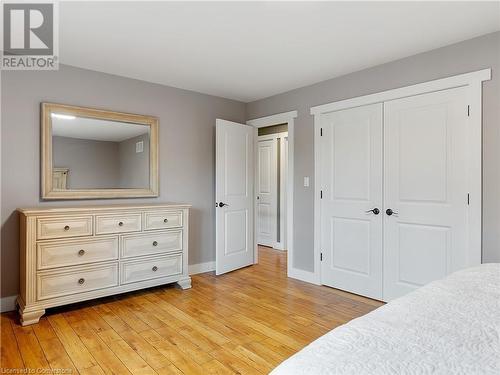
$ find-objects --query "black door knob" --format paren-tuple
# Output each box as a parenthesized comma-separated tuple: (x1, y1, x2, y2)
(365, 208, 380, 215)
(218, 202, 227, 207)
(386, 208, 398, 216)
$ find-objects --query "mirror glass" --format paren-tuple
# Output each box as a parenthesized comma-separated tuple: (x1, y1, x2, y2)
(51, 114, 151, 190)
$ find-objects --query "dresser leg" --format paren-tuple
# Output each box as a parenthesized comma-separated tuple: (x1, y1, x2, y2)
(176, 277, 192, 290)
(19, 307, 45, 326)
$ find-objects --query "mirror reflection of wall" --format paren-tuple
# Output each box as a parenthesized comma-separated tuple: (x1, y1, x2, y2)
(51, 114, 150, 190)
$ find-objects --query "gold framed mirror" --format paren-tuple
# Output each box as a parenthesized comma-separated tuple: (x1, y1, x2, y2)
(41, 103, 159, 200)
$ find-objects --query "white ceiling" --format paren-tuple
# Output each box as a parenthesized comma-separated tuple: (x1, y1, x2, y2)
(52, 116, 149, 142)
(60, 1, 500, 102)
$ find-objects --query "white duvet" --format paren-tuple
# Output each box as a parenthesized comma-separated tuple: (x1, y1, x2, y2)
(271, 264, 500, 375)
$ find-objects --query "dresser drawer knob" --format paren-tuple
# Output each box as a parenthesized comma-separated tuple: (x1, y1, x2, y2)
(78, 249, 85, 256)
(78, 278, 85, 285)
(118, 221, 124, 227)
(64, 225, 70, 231)
(152, 266, 158, 272)
(152, 241, 158, 247)
(163, 218, 168, 223)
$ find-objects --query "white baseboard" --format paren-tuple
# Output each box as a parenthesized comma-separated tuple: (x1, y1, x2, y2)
(288, 267, 321, 285)
(1, 295, 17, 313)
(189, 261, 215, 275)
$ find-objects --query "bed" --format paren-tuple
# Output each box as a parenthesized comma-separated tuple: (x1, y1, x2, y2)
(271, 264, 500, 375)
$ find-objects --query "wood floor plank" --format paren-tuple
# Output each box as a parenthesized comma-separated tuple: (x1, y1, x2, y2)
(63, 310, 133, 375)
(48, 314, 98, 371)
(36, 337, 79, 375)
(11, 324, 51, 370)
(1, 313, 25, 370)
(105, 338, 157, 374)
(1, 247, 383, 374)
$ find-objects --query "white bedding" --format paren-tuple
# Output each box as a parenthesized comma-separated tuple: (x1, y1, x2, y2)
(271, 264, 500, 375)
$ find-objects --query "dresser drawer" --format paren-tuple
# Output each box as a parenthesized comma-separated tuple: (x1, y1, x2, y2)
(37, 237, 118, 270)
(121, 254, 182, 285)
(144, 210, 183, 230)
(37, 216, 93, 240)
(95, 214, 141, 235)
(121, 230, 182, 259)
(37, 263, 118, 300)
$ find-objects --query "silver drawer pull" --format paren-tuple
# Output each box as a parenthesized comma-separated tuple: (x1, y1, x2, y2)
(64, 225, 70, 231)
(78, 249, 85, 256)
(78, 278, 85, 285)
(163, 218, 168, 223)
(152, 266, 158, 272)
(118, 221, 124, 227)
(152, 241, 158, 247)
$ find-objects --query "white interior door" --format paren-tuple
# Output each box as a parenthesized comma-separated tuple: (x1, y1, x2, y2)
(384, 87, 469, 300)
(216, 119, 254, 275)
(257, 138, 277, 247)
(320, 103, 383, 300)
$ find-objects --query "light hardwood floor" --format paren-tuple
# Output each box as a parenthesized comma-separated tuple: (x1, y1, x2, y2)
(1, 246, 383, 374)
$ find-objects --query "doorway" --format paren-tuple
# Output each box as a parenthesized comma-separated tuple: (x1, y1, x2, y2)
(215, 111, 297, 276)
(256, 124, 288, 251)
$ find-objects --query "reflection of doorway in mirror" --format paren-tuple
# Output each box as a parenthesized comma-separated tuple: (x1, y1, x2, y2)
(53, 167, 69, 190)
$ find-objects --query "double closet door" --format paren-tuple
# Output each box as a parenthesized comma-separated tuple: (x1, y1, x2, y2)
(320, 87, 469, 301)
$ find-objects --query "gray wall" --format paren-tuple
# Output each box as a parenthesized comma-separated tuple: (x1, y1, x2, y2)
(119, 133, 150, 189)
(53, 136, 121, 189)
(1, 64, 245, 298)
(247, 32, 500, 272)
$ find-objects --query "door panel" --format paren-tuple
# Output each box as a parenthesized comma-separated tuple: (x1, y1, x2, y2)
(384, 87, 468, 300)
(320, 103, 383, 300)
(257, 139, 277, 246)
(216, 119, 254, 275)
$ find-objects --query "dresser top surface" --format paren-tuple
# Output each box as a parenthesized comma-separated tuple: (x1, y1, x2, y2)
(17, 202, 191, 215)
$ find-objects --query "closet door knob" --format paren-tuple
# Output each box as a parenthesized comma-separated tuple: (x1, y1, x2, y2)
(118, 221, 124, 227)
(78, 249, 85, 256)
(152, 241, 158, 247)
(163, 218, 168, 223)
(386, 208, 398, 216)
(64, 225, 70, 231)
(152, 266, 158, 272)
(78, 278, 85, 285)
(365, 208, 380, 215)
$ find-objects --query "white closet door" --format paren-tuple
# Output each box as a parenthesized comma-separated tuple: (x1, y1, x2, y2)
(384, 87, 468, 300)
(257, 139, 277, 247)
(320, 103, 383, 300)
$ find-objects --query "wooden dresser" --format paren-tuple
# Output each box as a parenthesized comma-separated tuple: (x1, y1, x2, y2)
(17, 203, 191, 325)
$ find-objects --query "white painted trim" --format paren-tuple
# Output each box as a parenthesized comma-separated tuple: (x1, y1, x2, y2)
(313, 116, 323, 284)
(247, 111, 297, 277)
(279, 135, 288, 251)
(310, 69, 491, 115)
(1, 295, 17, 313)
(288, 267, 321, 285)
(189, 261, 215, 275)
(313, 69, 489, 288)
(247, 110, 298, 128)
(466, 81, 483, 265)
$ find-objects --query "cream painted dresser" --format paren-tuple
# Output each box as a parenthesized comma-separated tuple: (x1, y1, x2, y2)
(17, 203, 191, 325)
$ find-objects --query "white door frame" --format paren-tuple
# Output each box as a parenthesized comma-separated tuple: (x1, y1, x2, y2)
(247, 111, 297, 270)
(257, 132, 288, 250)
(312, 69, 491, 285)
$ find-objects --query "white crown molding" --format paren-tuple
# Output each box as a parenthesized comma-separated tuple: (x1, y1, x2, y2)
(310, 68, 491, 115)
(247, 110, 298, 128)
